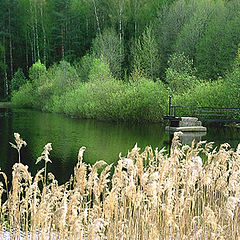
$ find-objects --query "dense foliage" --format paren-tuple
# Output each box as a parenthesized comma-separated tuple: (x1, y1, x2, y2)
(11, 59, 169, 122)
(1, 0, 240, 120)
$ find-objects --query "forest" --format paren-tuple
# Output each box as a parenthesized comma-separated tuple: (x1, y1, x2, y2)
(0, 0, 240, 121)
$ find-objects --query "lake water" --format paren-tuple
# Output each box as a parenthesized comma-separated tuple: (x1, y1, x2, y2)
(0, 108, 239, 184)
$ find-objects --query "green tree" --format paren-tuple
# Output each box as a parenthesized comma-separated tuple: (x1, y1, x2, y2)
(196, 3, 240, 79)
(92, 28, 124, 79)
(174, 0, 216, 61)
(29, 60, 47, 83)
(10, 68, 27, 93)
(154, 0, 196, 75)
(132, 26, 160, 80)
(88, 57, 112, 82)
(165, 53, 198, 93)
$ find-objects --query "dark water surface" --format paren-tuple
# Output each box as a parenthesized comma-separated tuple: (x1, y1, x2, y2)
(0, 108, 239, 184)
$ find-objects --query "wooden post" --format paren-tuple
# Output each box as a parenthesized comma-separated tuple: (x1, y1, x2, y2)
(169, 96, 172, 116)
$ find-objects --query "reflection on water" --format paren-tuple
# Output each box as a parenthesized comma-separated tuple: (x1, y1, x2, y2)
(0, 108, 239, 184)
(0, 108, 168, 184)
(179, 132, 207, 146)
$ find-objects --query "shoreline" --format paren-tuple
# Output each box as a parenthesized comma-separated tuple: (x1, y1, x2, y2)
(0, 102, 12, 108)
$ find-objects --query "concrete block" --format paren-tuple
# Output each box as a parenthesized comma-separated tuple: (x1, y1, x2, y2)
(165, 126, 207, 132)
(181, 117, 198, 122)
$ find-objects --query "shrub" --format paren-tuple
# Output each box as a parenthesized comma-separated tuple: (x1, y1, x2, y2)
(10, 68, 27, 94)
(12, 59, 168, 122)
(29, 60, 47, 83)
(63, 78, 168, 122)
(89, 57, 113, 82)
(172, 78, 239, 118)
(11, 82, 34, 107)
(77, 53, 95, 82)
(166, 53, 198, 93)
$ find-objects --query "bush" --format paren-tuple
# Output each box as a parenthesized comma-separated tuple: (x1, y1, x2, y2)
(166, 53, 198, 93)
(89, 57, 113, 82)
(11, 82, 34, 107)
(12, 59, 168, 122)
(29, 60, 47, 83)
(77, 53, 95, 82)
(166, 68, 198, 94)
(10, 68, 27, 94)
(63, 78, 168, 122)
(172, 79, 240, 118)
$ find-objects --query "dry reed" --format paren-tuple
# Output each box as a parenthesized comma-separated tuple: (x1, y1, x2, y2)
(0, 132, 240, 239)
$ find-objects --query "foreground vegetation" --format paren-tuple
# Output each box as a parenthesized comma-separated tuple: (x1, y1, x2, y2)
(0, 133, 240, 239)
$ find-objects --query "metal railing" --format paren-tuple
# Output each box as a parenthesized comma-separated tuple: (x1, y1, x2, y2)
(166, 96, 240, 122)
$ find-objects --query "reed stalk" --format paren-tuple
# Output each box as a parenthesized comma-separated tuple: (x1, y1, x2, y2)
(0, 132, 239, 239)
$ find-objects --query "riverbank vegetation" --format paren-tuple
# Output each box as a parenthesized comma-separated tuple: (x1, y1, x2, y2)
(0, 133, 240, 239)
(1, 0, 240, 121)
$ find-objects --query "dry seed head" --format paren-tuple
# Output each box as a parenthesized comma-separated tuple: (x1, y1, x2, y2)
(36, 143, 52, 164)
(74, 162, 87, 194)
(149, 171, 160, 182)
(237, 143, 240, 155)
(89, 218, 108, 239)
(98, 163, 112, 193)
(78, 146, 86, 163)
(127, 143, 140, 158)
(9, 133, 27, 151)
(226, 196, 240, 212)
(141, 172, 149, 185)
(120, 157, 134, 169)
(203, 206, 218, 231)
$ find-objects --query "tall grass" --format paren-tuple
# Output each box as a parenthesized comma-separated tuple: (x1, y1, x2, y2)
(0, 133, 240, 239)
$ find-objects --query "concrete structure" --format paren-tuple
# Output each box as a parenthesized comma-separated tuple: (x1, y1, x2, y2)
(165, 117, 207, 132)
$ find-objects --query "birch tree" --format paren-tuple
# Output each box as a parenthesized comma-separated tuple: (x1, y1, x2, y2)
(132, 26, 160, 80)
(92, 28, 124, 79)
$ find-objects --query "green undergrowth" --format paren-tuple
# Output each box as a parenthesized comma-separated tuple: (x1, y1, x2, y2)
(11, 60, 169, 122)
(172, 79, 240, 119)
(11, 57, 239, 122)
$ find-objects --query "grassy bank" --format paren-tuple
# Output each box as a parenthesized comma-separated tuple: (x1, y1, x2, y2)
(0, 133, 240, 239)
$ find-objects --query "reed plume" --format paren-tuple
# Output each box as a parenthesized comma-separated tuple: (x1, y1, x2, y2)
(0, 132, 239, 239)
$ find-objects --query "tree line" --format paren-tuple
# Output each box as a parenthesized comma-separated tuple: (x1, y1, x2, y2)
(1, 0, 240, 99)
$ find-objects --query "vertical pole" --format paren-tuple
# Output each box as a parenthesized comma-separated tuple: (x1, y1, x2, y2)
(168, 96, 172, 116)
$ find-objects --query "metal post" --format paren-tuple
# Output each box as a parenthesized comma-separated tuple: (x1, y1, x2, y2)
(168, 96, 172, 116)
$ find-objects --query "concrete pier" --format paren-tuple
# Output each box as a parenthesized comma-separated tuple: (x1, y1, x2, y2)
(166, 117, 207, 132)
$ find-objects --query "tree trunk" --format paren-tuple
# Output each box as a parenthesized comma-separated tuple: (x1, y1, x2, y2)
(34, 1, 40, 60)
(92, 0, 101, 35)
(25, 33, 29, 71)
(30, 0, 36, 63)
(61, 25, 65, 59)
(119, 0, 123, 76)
(134, 0, 137, 41)
(8, 0, 13, 80)
(40, 0, 47, 65)
(3, 35, 8, 97)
